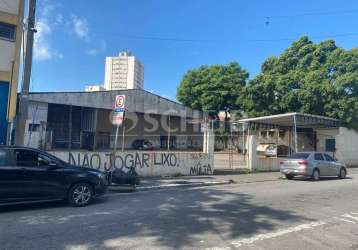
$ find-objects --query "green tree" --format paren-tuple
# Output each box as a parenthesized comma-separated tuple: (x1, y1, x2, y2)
(243, 36, 358, 129)
(177, 62, 249, 118)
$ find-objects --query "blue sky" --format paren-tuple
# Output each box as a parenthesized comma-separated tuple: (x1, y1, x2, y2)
(31, 0, 358, 100)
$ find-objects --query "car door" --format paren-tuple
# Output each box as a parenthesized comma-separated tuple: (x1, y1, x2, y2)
(314, 153, 329, 176)
(14, 149, 67, 200)
(0, 149, 28, 203)
(324, 154, 339, 176)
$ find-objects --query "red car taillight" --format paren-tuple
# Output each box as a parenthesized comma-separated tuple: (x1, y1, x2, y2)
(298, 160, 308, 166)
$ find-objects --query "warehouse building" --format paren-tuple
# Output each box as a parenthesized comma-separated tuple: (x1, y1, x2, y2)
(21, 89, 206, 152)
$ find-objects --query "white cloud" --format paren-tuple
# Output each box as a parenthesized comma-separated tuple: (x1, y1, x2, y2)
(33, 1, 64, 61)
(71, 15, 89, 40)
(55, 13, 63, 25)
(86, 40, 107, 56)
(34, 19, 63, 61)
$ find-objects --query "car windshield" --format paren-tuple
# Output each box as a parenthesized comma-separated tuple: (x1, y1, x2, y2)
(288, 153, 310, 159)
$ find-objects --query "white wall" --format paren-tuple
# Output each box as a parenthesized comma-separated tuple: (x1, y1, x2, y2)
(315, 128, 338, 150)
(0, 0, 20, 72)
(104, 57, 113, 90)
(336, 127, 358, 167)
(0, 0, 19, 14)
(50, 151, 214, 177)
(127, 57, 135, 89)
(24, 102, 48, 148)
(0, 40, 15, 72)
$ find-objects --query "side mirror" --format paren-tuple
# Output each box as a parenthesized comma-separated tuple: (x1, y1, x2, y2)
(48, 162, 58, 168)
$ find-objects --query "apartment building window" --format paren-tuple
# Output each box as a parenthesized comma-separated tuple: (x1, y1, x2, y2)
(0, 22, 16, 41)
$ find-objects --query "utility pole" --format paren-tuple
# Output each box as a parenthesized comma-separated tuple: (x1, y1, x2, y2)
(16, 0, 37, 146)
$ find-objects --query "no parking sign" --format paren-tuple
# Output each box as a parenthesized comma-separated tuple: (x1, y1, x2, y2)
(115, 95, 126, 111)
(112, 95, 126, 125)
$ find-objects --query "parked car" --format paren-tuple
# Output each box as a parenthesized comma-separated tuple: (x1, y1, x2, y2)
(280, 152, 347, 181)
(277, 145, 294, 157)
(265, 144, 294, 157)
(257, 143, 275, 156)
(265, 144, 277, 157)
(132, 139, 153, 150)
(0, 146, 108, 206)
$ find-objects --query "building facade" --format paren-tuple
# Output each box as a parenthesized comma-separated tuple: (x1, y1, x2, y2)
(23, 89, 206, 152)
(0, 0, 24, 145)
(104, 51, 144, 90)
(85, 85, 106, 92)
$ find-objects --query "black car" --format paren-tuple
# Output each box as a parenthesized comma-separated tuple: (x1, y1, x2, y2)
(0, 146, 108, 207)
(132, 139, 153, 150)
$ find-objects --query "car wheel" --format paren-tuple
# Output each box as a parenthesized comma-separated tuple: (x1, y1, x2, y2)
(285, 174, 294, 180)
(339, 168, 347, 179)
(312, 169, 320, 181)
(68, 182, 93, 207)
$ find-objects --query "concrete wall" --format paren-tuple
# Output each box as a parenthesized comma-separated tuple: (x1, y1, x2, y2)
(255, 158, 280, 172)
(315, 128, 338, 153)
(0, 0, 20, 14)
(248, 135, 280, 172)
(23, 102, 48, 148)
(49, 151, 214, 177)
(336, 127, 358, 167)
(315, 127, 358, 167)
(0, 40, 15, 72)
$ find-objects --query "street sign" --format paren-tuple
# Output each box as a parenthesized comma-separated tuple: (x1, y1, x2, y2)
(113, 95, 126, 152)
(112, 111, 124, 126)
(113, 95, 126, 126)
(115, 95, 126, 109)
(114, 108, 125, 113)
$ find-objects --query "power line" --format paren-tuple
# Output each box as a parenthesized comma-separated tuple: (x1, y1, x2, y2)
(90, 31, 358, 44)
(266, 9, 358, 19)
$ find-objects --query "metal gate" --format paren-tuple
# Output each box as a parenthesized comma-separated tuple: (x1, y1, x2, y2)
(213, 121, 248, 170)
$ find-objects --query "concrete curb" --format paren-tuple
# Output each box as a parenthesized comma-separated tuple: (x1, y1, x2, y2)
(108, 180, 235, 193)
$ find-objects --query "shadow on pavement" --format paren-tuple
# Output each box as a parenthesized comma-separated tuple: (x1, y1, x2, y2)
(0, 187, 311, 249)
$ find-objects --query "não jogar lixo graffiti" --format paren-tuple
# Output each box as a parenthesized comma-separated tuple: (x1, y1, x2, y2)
(68, 152, 179, 171)
(50, 151, 214, 177)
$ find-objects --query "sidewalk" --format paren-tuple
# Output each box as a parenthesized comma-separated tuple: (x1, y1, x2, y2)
(108, 171, 283, 192)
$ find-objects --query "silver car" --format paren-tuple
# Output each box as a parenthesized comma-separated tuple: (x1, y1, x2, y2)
(280, 152, 347, 181)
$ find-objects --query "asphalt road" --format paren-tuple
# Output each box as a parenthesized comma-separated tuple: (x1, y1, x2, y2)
(1, 170, 358, 250)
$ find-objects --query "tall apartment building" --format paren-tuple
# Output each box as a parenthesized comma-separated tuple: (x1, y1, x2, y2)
(0, 0, 24, 145)
(104, 51, 144, 90)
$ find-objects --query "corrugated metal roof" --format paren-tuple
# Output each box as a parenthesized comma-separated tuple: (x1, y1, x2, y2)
(239, 113, 340, 128)
(26, 89, 204, 119)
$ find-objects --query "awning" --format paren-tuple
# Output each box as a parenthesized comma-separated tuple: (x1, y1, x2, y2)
(239, 113, 340, 129)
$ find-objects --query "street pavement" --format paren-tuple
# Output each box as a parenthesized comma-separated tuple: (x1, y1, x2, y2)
(1, 169, 358, 250)
(109, 171, 281, 192)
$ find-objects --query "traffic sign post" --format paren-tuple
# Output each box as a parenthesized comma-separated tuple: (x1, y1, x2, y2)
(113, 95, 126, 153)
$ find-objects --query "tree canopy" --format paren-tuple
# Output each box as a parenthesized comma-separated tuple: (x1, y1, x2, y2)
(242, 36, 358, 129)
(176, 37, 358, 129)
(177, 62, 249, 117)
